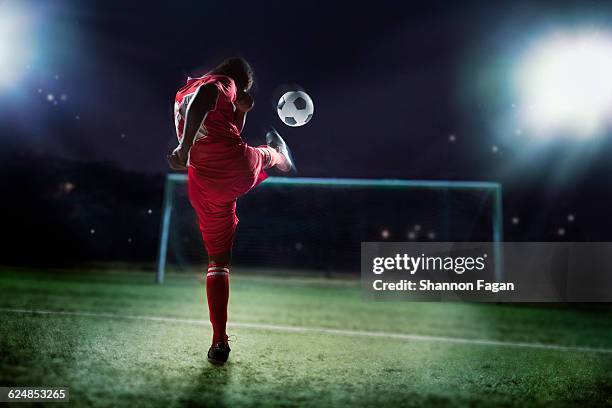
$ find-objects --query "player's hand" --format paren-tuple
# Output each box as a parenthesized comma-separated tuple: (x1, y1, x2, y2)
(167, 144, 190, 171)
(235, 91, 254, 112)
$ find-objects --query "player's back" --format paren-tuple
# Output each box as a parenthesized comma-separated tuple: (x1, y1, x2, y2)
(174, 73, 257, 189)
(174, 74, 241, 144)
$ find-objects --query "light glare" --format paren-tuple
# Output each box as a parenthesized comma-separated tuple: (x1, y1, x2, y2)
(0, 2, 35, 92)
(516, 31, 612, 138)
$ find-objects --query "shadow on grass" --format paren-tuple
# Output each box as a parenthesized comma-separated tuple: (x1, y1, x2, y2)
(180, 362, 232, 408)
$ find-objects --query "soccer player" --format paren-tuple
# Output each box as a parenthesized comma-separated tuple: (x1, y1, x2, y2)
(168, 58, 294, 365)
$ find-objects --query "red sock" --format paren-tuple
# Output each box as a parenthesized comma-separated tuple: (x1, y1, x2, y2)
(206, 262, 229, 344)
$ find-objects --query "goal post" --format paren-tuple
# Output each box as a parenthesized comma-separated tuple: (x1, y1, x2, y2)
(156, 174, 503, 283)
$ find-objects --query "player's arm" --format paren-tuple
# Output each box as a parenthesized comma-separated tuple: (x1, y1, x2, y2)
(168, 84, 219, 170)
(234, 91, 254, 132)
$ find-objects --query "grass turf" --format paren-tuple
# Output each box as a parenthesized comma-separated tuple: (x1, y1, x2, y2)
(0, 267, 611, 407)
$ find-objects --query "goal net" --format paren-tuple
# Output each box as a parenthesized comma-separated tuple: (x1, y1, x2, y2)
(156, 175, 503, 282)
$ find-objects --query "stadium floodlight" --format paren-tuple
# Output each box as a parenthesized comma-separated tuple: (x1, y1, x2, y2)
(156, 175, 503, 284)
(515, 30, 612, 138)
(0, 1, 35, 92)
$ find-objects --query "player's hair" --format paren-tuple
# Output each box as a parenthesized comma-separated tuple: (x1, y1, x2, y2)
(212, 57, 254, 91)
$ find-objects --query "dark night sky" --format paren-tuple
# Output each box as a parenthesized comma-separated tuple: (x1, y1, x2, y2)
(3, 0, 475, 177)
(2, 0, 612, 245)
(2, 0, 611, 177)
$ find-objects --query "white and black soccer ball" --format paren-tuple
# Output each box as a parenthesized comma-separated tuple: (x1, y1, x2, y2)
(277, 91, 314, 127)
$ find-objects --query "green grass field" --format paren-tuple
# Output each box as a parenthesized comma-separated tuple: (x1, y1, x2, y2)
(1, 267, 611, 407)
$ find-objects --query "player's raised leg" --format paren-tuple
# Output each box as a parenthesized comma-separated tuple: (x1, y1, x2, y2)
(261, 128, 296, 172)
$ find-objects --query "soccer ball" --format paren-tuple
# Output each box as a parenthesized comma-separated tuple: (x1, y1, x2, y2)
(277, 91, 314, 127)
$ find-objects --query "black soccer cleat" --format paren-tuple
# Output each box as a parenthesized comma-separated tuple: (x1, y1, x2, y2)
(207, 342, 231, 365)
(265, 127, 296, 173)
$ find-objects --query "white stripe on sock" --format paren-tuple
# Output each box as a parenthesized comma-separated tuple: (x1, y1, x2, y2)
(206, 271, 229, 277)
(207, 267, 229, 273)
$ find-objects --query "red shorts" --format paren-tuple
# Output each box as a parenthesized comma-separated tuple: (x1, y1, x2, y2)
(187, 140, 276, 256)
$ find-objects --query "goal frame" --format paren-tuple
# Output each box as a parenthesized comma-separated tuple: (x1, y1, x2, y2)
(156, 174, 503, 283)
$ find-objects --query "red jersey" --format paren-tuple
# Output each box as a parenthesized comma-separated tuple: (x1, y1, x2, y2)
(173, 72, 267, 202)
(174, 74, 241, 143)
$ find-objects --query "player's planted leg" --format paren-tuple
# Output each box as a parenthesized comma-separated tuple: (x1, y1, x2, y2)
(206, 251, 231, 365)
(265, 128, 296, 173)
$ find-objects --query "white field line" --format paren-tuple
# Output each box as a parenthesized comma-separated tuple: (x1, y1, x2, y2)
(1, 308, 611, 354)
